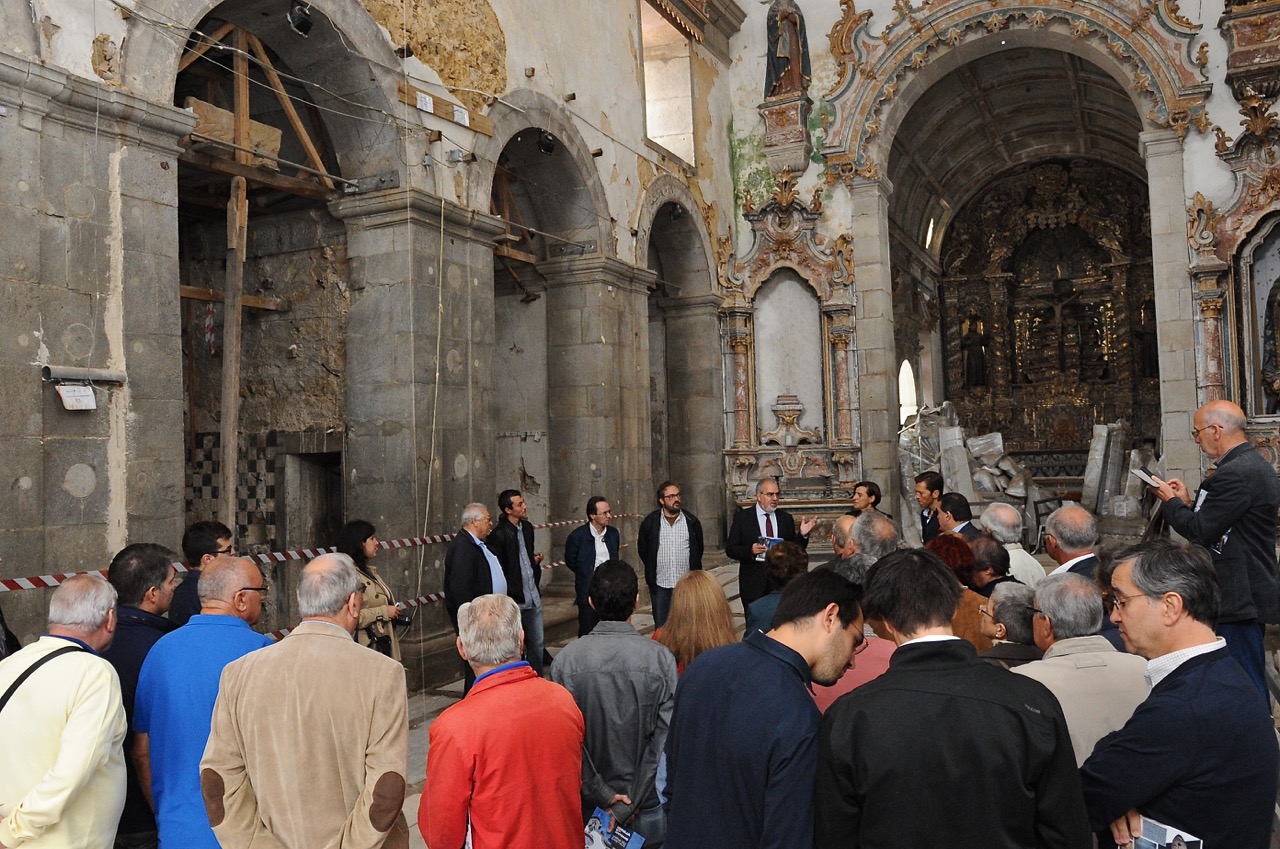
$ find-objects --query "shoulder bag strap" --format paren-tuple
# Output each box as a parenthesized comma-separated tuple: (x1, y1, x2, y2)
(0, 645, 86, 715)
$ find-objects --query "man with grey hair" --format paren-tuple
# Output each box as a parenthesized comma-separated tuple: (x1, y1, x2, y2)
(977, 582, 1043, 669)
(202, 554, 409, 849)
(980, 502, 1045, 587)
(825, 512, 901, 586)
(1013, 573, 1146, 766)
(0, 573, 126, 849)
(133, 556, 271, 849)
(444, 502, 506, 691)
(420, 594, 584, 849)
(1081, 540, 1277, 847)
(726, 477, 815, 607)
(1044, 504, 1099, 578)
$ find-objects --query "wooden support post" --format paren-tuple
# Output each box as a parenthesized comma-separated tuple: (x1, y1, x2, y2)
(219, 176, 248, 532)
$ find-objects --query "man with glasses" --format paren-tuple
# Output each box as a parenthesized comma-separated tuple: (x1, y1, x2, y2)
(170, 521, 235, 626)
(726, 478, 814, 608)
(1081, 541, 1277, 847)
(444, 503, 507, 692)
(565, 496, 620, 637)
(1013, 573, 1146, 766)
(1148, 399, 1280, 704)
(638, 481, 704, 628)
(815, 548, 1089, 849)
(132, 557, 271, 849)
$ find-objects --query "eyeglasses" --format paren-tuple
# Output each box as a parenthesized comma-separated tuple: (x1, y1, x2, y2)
(1191, 423, 1219, 439)
(978, 604, 993, 618)
(240, 584, 270, 595)
(853, 637, 869, 655)
(1110, 591, 1152, 611)
(216, 543, 237, 555)
(1025, 605, 1044, 617)
(661, 492, 681, 500)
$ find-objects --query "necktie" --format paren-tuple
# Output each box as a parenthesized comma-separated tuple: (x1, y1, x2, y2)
(765, 513, 775, 538)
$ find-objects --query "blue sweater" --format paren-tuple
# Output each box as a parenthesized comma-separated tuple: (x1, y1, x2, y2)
(665, 630, 820, 849)
(1080, 646, 1278, 848)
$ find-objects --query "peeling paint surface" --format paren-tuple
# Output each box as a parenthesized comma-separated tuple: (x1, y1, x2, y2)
(362, 0, 507, 115)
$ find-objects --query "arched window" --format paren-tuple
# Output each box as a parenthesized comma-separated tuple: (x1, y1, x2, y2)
(899, 360, 918, 424)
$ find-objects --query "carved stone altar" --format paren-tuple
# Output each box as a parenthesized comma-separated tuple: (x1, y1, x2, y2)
(938, 162, 1160, 452)
(722, 171, 860, 498)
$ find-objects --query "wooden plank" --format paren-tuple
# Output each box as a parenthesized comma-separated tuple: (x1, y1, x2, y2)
(179, 150, 334, 200)
(180, 285, 290, 312)
(494, 244, 541, 265)
(395, 79, 494, 136)
(185, 97, 283, 168)
(219, 176, 249, 533)
(231, 28, 251, 167)
(177, 21, 236, 74)
(244, 33, 336, 190)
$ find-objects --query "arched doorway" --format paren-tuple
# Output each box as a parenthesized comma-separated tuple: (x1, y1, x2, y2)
(888, 47, 1158, 474)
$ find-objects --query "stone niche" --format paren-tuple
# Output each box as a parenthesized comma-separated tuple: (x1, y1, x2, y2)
(937, 161, 1160, 453)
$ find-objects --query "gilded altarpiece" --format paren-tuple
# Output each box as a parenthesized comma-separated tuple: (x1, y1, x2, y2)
(939, 162, 1160, 451)
(722, 174, 859, 501)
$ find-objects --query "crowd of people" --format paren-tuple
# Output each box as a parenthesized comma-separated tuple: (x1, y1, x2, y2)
(1, 399, 1278, 849)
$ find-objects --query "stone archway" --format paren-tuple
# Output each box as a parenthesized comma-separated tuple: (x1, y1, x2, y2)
(824, 1, 1208, 487)
(638, 176, 725, 543)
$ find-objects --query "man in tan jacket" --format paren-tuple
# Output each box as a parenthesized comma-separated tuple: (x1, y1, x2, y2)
(201, 553, 409, 849)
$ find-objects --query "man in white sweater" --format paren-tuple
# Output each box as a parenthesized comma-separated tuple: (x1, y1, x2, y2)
(0, 574, 126, 849)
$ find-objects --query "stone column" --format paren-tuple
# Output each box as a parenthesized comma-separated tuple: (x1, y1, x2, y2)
(540, 255, 656, 569)
(331, 188, 505, 634)
(659, 293, 728, 547)
(849, 175, 900, 491)
(1197, 296, 1226, 402)
(827, 310, 855, 445)
(725, 308, 754, 448)
(1140, 129, 1198, 482)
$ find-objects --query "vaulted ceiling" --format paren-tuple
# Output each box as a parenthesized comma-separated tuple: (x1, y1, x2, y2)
(888, 47, 1145, 254)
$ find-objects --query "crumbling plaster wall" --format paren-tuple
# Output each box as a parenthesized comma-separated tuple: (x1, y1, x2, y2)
(181, 212, 349, 436)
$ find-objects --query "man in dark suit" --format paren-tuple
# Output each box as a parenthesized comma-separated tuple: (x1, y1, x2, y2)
(564, 496, 620, 636)
(1150, 399, 1280, 704)
(1044, 505, 1099, 579)
(726, 478, 814, 608)
(444, 502, 505, 691)
(815, 548, 1089, 848)
(1081, 540, 1278, 847)
(937, 492, 983, 541)
(914, 471, 943, 544)
(488, 489, 547, 675)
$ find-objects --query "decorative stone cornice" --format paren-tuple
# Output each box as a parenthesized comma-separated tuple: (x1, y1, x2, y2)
(822, 0, 1211, 180)
(330, 188, 506, 242)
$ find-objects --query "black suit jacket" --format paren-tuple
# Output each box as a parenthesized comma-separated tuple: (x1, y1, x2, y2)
(637, 509, 704, 588)
(443, 530, 495, 630)
(816, 640, 1090, 849)
(487, 517, 539, 605)
(920, 509, 940, 544)
(1161, 441, 1280, 623)
(955, 521, 983, 541)
(726, 506, 808, 606)
(1065, 554, 1098, 580)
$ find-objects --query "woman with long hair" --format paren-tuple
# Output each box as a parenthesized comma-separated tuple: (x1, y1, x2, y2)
(336, 519, 402, 660)
(654, 570, 736, 674)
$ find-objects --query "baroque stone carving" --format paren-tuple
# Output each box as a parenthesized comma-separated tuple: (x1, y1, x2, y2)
(822, 0, 1210, 181)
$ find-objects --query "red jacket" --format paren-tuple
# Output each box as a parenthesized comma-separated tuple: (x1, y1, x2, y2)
(419, 663, 584, 849)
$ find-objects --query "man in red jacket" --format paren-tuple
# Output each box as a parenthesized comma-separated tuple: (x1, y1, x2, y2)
(419, 594, 585, 849)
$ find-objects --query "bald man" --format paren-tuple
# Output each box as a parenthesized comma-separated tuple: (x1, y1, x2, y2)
(1150, 399, 1280, 704)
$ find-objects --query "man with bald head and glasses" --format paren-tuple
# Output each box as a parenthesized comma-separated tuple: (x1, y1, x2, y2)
(1148, 399, 1280, 703)
(132, 556, 272, 849)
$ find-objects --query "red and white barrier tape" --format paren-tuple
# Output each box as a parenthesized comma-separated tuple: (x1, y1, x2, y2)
(0, 515, 640, 594)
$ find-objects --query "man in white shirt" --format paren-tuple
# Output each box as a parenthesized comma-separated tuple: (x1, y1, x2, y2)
(565, 496, 620, 636)
(638, 481, 705, 628)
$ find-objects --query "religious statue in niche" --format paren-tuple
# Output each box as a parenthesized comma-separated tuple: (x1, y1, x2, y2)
(1261, 278, 1280, 413)
(764, 0, 810, 99)
(960, 315, 989, 387)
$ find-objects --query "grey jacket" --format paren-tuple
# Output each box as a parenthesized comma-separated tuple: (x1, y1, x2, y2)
(550, 620, 678, 821)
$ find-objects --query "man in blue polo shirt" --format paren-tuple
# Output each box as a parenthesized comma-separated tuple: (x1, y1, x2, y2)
(664, 569, 863, 849)
(133, 555, 272, 849)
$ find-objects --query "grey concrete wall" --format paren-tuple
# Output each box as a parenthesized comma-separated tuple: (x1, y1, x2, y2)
(0, 51, 190, 641)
